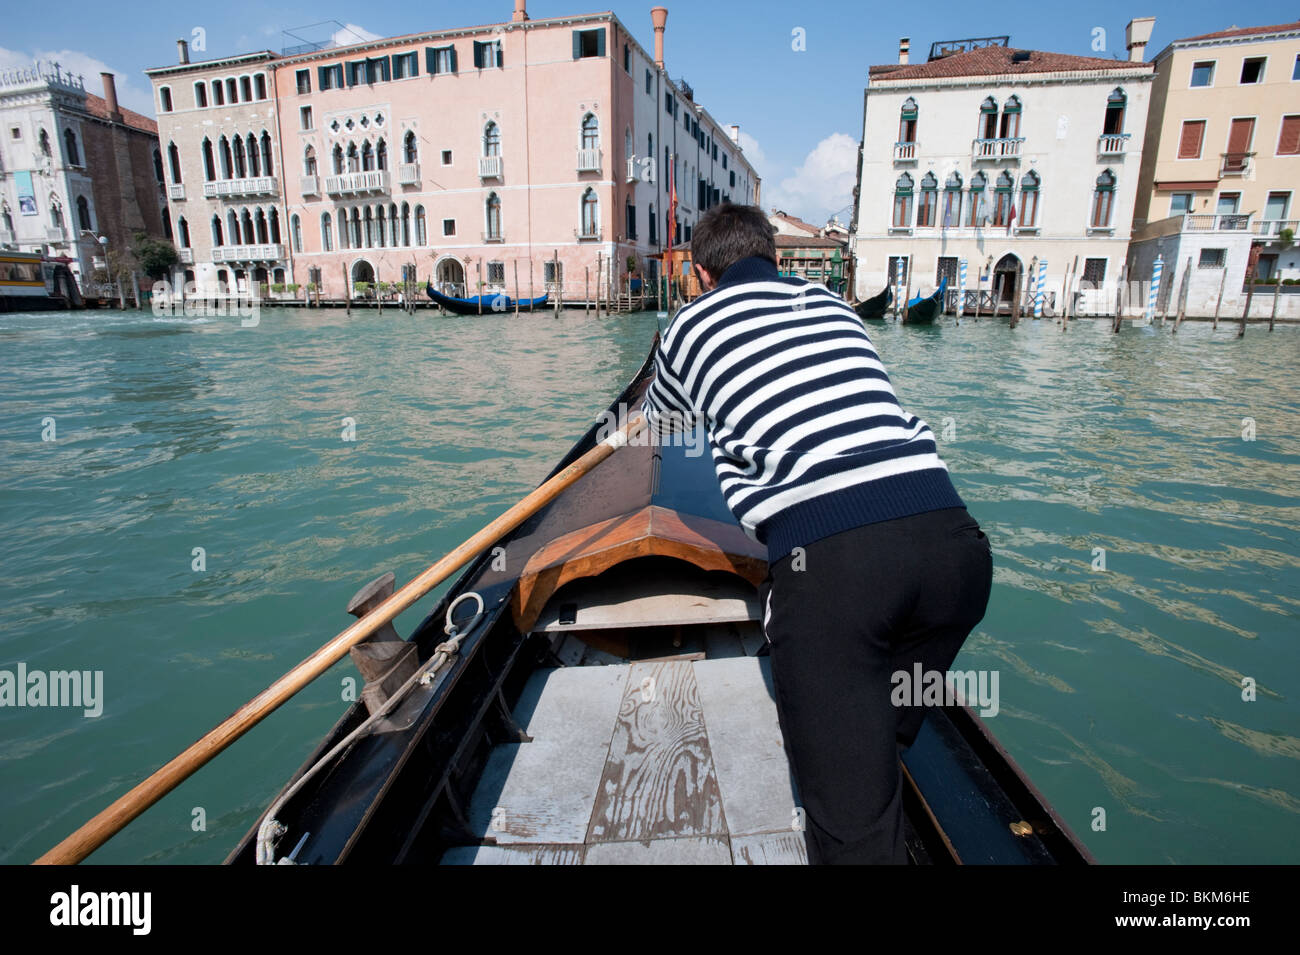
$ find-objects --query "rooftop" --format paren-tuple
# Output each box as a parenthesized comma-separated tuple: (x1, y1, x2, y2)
(82, 92, 157, 135)
(1176, 20, 1300, 43)
(869, 45, 1149, 82)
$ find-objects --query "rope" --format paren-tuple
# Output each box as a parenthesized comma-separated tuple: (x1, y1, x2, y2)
(255, 590, 487, 865)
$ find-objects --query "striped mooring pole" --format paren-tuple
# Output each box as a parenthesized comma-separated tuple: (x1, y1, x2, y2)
(958, 258, 968, 319)
(894, 256, 905, 319)
(1146, 254, 1163, 324)
(1033, 257, 1048, 319)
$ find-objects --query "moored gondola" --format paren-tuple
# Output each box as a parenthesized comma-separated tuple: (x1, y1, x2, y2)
(902, 276, 948, 325)
(853, 284, 892, 321)
(221, 336, 1094, 866)
(425, 280, 549, 314)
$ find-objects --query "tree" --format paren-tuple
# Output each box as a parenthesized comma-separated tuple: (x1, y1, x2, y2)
(130, 231, 179, 280)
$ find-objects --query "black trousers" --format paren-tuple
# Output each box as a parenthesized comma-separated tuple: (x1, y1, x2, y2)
(759, 506, 993, 865)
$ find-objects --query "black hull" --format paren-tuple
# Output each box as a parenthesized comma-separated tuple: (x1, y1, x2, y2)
(425, 283, 549, 315)
(854, 286, 892, 321)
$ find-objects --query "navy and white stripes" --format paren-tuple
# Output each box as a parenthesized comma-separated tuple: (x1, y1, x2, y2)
(641, 255, 964, 562)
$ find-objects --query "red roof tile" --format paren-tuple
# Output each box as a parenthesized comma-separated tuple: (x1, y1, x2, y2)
(776, 234, 844, 249)
(1176, 21, 1300, 43)
(869, 45, 1147, 81)
(82, 92, 157, 136)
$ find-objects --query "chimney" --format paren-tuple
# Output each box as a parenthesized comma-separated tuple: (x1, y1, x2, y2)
(512, 0, 528, 22)
(1126, 17, 1155, 62)
(177, 39, 190, 64)
(898, 37, 910, 65)
(729, 125, 740, 144)
(651, 7, 668, 69)
(100, 72, 122, 122)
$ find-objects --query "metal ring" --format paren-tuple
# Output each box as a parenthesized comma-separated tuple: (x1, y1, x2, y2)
(445, 591, 485, 636)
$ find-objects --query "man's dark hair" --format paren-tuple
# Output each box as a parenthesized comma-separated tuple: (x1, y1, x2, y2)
(689, 203, 777, 279)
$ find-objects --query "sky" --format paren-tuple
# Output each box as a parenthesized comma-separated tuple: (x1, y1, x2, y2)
(4, 0, 1296, 223)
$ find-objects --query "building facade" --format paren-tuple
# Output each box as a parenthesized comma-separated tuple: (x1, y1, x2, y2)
(145, 1, 760, 300)
(1128, 20, 1300, 317)
(0, 63, 166, 288)
(849, 30, 1155, 315)
(768, 210, 846, 292)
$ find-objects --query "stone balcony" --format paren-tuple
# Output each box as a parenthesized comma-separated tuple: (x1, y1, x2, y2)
(1097, 133, 1130, 157)
(577, 148, 602, 173)
(301, 175, 319, 196)
(212, 243, 284, 262)
(203, 176, 278, 199)
(893, 142, 918, 163)
(971, 137, 1024, 162)
(398, 162, 420, 186)
(478, 155, 503, 179)
(323, 170, 389, 196)
(169, 183, 186, 201)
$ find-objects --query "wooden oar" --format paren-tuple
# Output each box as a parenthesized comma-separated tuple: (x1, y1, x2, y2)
(34, 412, 648, 865)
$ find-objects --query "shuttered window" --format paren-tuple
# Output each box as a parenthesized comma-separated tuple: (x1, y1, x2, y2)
(1178, 120, 1205, 159)
(1277, 115, 1300, 155)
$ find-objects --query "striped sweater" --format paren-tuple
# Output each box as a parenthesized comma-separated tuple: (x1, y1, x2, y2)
(641, 255, 964, 562)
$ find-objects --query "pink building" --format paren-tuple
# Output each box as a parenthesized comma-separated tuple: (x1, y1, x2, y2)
(146, 2, 760, 302)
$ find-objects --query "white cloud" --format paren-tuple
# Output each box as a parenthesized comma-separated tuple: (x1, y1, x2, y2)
(329, 23, 383, 48)
(0, 46, 155, 116)
(766, 132, 859, 225)
(736, 131, 768, 179)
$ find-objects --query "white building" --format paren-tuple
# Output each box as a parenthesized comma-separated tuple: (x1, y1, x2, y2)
(850, 29, 1155, 316)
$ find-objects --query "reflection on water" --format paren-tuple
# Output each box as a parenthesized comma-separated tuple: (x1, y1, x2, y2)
(0, 308, 1295, 864)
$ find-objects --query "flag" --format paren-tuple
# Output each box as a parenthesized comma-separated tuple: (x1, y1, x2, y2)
(1006, 198, 1016, 235)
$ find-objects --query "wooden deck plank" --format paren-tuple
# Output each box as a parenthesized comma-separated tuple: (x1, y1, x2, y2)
(441, 844, 587, 865)
(691, 657, 800, 836)
(586, 660, 727, 843)
(464, 665, 628, 844)
(730, 831, 809, 865)
(584, 835, 732, 865)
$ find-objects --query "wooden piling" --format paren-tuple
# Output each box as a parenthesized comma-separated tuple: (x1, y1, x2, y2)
(1173, 256, 1192, 333)
(1112, 263, 1126, 333)
(343, 264, 351, 316)
(476, 262, 483, 315)
(553, 250, 561, 317)
(585, 266, 591, 312)
(1212, 268, 1226, 329)
(1269, 279, 1280, 332)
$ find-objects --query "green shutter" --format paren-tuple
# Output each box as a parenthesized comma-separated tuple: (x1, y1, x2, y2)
(449, 47, 458, 73)
(596, 28, 606, 57)
(573, 31, 582, 59)
(426, 48, 436, 74)
(318, 66, 329, 89)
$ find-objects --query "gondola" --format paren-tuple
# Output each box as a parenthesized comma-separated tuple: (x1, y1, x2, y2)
(225, 337, 1094, 866)
(425, 280, 549, 314)
(902, 276, 948, 325)
(853, 284, 892, 321)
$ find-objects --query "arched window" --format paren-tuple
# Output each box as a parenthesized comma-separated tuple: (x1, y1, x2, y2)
(227, 210, 240, 244)
(403, 131, 418, 164)
(233, 136, 247, 178)
(1104, 88, 1126, 135)
(376, 138, 387, 171)
(1020, 170, 1041, 228)
(581, 113, 599, 150)
(376, 205, 387, 248)
(240, 76, 252, 102)
(226, 78, 238, 104)
(332, 144, 344, 175)
(350, 208, 362, 248)
(485, 193, 501, 239)
(168, 143, 182, 184)
(64, 128, 80, 166)
(625, 127, 633, 163)
(978, 96, 999, 140)
(211, 79, 224, 107)
(967, 171, 987, 227)
(254, 74, 267, 99)
(218, 136, 233, 179)
(346, 142, 360, 173)
(389, 203, 399, 246)
(363, 206, 374, 246)
(177, 216, 191, 248)
(246, 133, 260, 177)
(993, 170, 1015, 226)
(153, 149, 164, 183)
(339, 210, 349, 250)
(261, 131, 273, 176)
(49, 198, 63, 231)
(1000, 95, 1022, 140)
(361, 140, 373, 172)
(202, 139, 215, 181)
(899, 97, 918, 144)
(160, 86, 173, 112)
(483, 122, 500, 157)
(892, 173, 913, 228)
(916, 171, 937, 227)
(942, 171, 963, 227)
(211, 214, 224, 247)
(320, 212, 332, 252)
(242, 208, 256, 245)
(401, 202, 411, 246)
(581, 187, 599, 236)
(1091, 170, 1116, 228)
(415, 205, 427, 245)
(269, 208, 280, 244)
(77, 195, 92, 231)
(304, 145, 317, 176)
(194, 81, 207, 108)
(38, 129, 51, 157)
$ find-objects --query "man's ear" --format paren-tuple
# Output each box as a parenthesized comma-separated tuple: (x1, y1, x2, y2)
(695, 263, 716, 290)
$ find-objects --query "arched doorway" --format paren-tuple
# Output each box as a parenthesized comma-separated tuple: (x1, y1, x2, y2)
(992, 253, 1022, 305)
(351, 259, 375, 296)
(435, 257, 465, 296)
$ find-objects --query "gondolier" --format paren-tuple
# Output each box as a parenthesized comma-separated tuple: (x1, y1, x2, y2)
(640, 203, 993, 864)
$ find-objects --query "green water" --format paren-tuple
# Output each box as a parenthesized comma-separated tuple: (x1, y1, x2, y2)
(0, 306, 1295, 864)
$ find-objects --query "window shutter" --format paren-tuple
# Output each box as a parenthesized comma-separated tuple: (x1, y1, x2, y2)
(426, 48, 436, 74)
(318, 66, 328, 88)
(1178, 120, 1204, 159)
(596, 28, 606, 57)
(449, 47, 458, 73)
(1279, 115, 1300, 155)
(573, 31, 582, 59)
(473, 42, 482, 69)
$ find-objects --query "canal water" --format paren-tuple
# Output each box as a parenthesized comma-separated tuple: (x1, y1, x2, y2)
(0, 306, 1295, 864)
